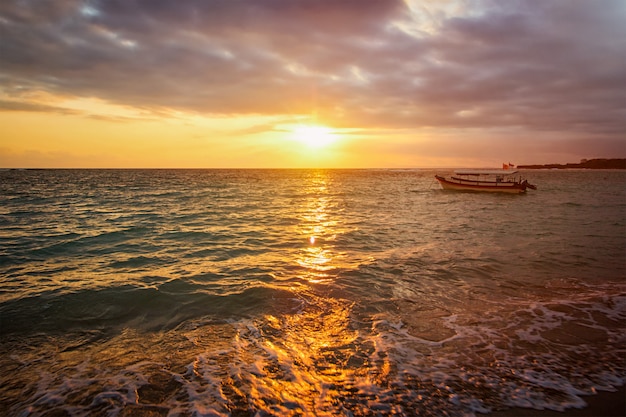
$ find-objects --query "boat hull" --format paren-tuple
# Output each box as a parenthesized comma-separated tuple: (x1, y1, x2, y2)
(435, 175, 527, 193)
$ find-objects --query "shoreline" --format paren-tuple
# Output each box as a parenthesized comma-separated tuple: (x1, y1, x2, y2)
(517, 158, 626, 170)
(484, 386, 625, 417)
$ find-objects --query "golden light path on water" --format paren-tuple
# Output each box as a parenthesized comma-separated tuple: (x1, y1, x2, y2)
(298, 173, 338, 284)
(242, 171, 393, 415)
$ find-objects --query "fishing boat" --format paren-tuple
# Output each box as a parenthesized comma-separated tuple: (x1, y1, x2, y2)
(435, 169, 537, 193)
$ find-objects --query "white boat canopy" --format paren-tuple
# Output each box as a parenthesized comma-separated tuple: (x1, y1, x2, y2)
(454, 169, 519, 176)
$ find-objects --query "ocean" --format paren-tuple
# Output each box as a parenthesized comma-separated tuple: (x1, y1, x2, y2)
(0, 169, 624, 417)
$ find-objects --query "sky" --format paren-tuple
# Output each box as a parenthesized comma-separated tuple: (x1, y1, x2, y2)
(0, 0, 625, 168)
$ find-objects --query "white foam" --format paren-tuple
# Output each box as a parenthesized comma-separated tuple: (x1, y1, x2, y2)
(2, 285, 624, 417)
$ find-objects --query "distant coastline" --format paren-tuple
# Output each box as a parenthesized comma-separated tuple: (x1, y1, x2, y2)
(518, 158, 626, 170)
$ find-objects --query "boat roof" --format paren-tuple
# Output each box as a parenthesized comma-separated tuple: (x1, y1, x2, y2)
(454, 169, 519, 176)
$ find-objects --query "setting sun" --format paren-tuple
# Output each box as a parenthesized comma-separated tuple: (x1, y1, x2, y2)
(292, 125, 338, 148)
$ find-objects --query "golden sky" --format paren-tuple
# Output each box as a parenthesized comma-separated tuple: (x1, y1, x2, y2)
(1, 0, 625, 168)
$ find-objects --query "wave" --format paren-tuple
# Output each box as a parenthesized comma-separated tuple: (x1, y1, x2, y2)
(2, 286, 623, 417)
(0, 283, 304, 336)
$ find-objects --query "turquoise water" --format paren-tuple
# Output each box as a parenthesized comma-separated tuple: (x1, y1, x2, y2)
(1, 169, 624, 416)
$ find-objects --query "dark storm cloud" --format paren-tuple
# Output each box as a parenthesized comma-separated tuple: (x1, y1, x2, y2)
(1, 0, 624, 142)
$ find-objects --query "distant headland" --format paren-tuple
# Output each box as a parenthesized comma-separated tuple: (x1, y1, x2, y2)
(518, 158, 626, 169)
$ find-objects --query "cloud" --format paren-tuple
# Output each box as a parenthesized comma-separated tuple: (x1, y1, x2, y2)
(1, 0, 624, 146)
(0, 99, 79, 115)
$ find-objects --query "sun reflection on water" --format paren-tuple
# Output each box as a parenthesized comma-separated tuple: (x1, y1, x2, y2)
(236, 171, 395, 414)
(244, 296, 391, 416)
(295, 172, 343, 285)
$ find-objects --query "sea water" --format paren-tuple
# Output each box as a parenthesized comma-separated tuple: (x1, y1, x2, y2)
(0, 169, 624, 417)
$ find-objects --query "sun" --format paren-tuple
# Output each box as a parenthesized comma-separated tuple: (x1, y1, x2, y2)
(292, 125, 338, 148)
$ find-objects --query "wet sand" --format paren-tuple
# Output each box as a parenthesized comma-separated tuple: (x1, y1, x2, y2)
(485, 386, 625, 417)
